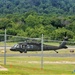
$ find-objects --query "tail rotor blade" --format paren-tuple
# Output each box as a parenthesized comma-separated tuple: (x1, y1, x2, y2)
(64, 32, 67, 37)
(64, 32, 68, 41)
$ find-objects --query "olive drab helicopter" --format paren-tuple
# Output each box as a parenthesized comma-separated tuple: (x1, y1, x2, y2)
(10, 33, 68, 53)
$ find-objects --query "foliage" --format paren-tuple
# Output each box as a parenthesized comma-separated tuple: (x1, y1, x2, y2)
(0, 57, 75, 75)
(0, 12, 75, 40)
(0, 0, 75, 15)
(0, 0, 75, 41)
(51, 28, 74, 40)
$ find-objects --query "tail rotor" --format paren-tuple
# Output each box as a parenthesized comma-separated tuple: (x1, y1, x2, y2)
(64, 32, 68, 41)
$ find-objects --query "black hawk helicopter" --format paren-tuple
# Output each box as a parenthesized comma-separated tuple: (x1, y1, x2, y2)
(10, 33, 68, 53)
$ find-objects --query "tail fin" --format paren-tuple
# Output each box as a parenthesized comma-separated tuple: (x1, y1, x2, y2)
(59, 37, 68, 49)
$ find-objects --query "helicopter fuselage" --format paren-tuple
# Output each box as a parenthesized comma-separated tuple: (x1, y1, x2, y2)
(10, 42, 67, 53)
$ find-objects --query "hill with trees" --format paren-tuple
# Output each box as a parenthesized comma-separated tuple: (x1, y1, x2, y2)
(0, 0, 75, 15)
(0, 0, 75, 41)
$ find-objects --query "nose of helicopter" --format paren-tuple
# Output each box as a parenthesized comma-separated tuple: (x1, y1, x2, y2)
(10, 47, 15, 51)
(10, 44, 18, 51)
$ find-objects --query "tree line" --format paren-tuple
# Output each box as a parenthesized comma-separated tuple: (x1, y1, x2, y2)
(0, 0, 75, 41)
(0, 12, 75, 41)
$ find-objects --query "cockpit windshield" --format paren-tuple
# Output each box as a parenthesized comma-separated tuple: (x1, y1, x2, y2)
(13, 44, 19, 48)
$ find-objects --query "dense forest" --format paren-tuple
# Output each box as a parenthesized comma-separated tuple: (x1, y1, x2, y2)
(0, 0, 75, 15)
(0, 0, 75, 41)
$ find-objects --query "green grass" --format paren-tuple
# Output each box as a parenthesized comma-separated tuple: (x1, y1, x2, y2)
(1, 64, 74, 75)
(44, 42, 59, 46)
(0, 42, 17, 46)
(0, 42, 75, 75)
(0, 57, 75, 75)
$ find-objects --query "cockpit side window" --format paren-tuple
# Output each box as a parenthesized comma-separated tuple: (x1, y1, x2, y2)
(30, 45, 33, 48)
(27, 45, 30, 48)
(27, 45, 33, 49)
(22, 45, 25, 49)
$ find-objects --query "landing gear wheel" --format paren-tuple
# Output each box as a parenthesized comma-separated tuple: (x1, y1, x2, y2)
(24, 50, 27, 53)
(20, 51, 23, 53)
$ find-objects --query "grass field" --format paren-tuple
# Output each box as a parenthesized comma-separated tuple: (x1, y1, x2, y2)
(0, 57, 75, 75)
(0, 42, 75, 75)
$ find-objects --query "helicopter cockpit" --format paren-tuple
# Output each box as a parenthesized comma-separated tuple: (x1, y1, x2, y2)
(13, 44, 19, 48)
(10, 44, 19, 51)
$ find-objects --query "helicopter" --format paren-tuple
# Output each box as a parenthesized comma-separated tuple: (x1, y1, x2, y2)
(10, 34, 68, 53)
